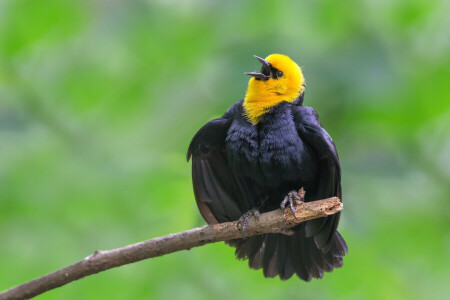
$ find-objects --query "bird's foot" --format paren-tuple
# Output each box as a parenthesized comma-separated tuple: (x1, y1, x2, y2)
(237, 208, 260, 239)
(280, 188, 306, 220)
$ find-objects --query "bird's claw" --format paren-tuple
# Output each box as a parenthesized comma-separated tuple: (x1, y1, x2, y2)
(280, 188, 305, 220)
(237, 208, 260, 239)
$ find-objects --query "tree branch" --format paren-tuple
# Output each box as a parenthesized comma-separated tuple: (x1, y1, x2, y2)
(0, 197, 342, 300)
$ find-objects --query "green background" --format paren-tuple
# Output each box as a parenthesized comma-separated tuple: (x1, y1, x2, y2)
(1, 0, 449, 299)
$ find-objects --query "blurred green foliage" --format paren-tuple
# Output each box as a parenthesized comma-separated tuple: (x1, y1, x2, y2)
(1, 0, 449, 299)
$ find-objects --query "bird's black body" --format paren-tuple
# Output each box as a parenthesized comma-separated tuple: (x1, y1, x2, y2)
(187, 98, 347, 280)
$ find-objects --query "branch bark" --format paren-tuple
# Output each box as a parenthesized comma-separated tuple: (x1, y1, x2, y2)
(0, 197, 342, 300)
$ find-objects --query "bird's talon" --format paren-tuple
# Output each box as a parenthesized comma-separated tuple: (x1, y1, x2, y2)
(280, 196, 288, 214)
(281, 190, 305, 220)
(289, 194, 298, 220)
(254, 210, 260, 221)
(237, 208, 260, 239)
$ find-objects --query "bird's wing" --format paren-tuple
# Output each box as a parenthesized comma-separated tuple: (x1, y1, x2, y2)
(292, 105, 345, 253)
(187, 101, 254, 223)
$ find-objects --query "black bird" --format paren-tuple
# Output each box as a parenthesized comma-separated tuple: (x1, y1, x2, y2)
(187, 54, 348, 280)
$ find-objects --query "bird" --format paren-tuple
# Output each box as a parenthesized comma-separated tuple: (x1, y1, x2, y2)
(186, 54, 348, 281)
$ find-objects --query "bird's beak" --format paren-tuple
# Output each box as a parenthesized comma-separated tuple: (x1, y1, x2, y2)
(253, 55, 271, 71)
(244, 55, 272, 80)
(244, 71, 267, 80)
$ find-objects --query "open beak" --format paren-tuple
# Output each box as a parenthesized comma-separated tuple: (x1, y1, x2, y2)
(244, 71, 267, 80)
(253, 55, 271, 71)
(244, 55, 272, 80)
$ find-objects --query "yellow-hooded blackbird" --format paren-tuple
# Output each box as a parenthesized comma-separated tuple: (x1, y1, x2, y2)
(187, 54, 348, 280)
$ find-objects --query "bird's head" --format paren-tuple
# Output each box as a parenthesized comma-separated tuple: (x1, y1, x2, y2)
(243, 54, 305, 124)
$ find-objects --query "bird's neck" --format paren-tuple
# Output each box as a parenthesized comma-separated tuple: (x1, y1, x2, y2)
(243, 87, 301, 125)
(243, 96, 286, 125)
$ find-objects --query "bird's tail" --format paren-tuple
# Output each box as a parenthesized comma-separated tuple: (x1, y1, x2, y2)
(227, 224, 347, 281)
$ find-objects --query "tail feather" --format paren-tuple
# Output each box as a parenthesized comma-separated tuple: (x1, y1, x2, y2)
(301, 231, 323, 279)
(281, 240, 295, 280)
(233, 234, 263, 260)
(229, 224, 347, 281)
(331, 231, 348, 257)
(291, 228, 312, 281)
(275, 237, 287, 278)
(263, 235, 278, 278)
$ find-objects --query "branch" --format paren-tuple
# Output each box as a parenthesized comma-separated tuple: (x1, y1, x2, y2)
(0, 197, 342, 300)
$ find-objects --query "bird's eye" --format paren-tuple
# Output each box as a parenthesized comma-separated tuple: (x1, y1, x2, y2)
(277, 70, 283, 77)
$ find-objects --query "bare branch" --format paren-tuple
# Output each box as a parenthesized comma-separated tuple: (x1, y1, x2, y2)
(0, 197, 342, 300)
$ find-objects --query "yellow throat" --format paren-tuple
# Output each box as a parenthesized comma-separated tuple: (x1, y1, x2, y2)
(243, 54, 305, 125)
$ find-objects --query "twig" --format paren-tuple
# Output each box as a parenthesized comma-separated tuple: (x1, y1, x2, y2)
(0, 197, 342, 300)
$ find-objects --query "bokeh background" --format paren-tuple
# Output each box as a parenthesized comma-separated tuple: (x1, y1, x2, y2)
(1, 0, 449, 299)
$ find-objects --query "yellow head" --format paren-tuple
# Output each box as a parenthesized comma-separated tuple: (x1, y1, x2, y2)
(243, 54, 305, 124)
